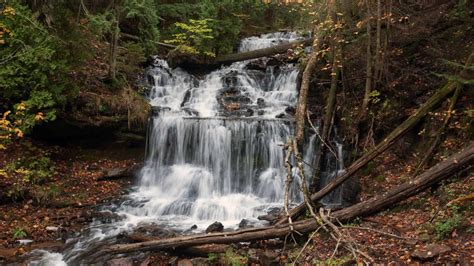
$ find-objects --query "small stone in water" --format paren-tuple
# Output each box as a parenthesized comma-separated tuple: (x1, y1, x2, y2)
(206, 221, 224, 233)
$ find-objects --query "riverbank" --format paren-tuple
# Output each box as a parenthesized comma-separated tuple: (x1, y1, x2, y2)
(0, 142, 142, 263)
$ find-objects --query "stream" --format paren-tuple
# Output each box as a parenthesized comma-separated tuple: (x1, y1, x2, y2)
(29, 32, 348, 265)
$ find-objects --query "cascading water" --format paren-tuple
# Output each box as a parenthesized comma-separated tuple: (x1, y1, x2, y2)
(29, 32, 349, 265)
(126, 34, 304, 230)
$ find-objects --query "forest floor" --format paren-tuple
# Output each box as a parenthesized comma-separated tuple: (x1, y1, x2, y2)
(0, 142, 471, 265)
(292, 149, 473, 265)
(0, 142, 142, 263)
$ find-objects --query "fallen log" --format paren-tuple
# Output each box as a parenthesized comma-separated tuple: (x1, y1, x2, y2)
(277, 80, 459, 224)
(168, 38, 314, 69)
(277, 52, 474, 225)
(99, 142, 473, 255)
(122, 233, 228, 256)
(215, 38, 313, 65)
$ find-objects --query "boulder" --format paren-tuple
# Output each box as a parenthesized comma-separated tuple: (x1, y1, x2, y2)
(205, 221, 224, 233)
(238, 219, 253, 229)
(134, 223, 177, 238)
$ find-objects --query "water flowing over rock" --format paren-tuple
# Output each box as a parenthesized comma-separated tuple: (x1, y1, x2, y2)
(29, 32, 351, 265)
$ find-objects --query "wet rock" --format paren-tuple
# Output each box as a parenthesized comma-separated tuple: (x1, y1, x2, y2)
(266, 57, 282, 66)
(257, 98, 265, 107)
(96, 211, 124, 224)
(258, 207, 282, 223)
(411, 244, 451, 261)
(206, 221, 224, 233)
(181, 89, 192, 107)
(258, 110, 265, 116)
(135, 223, 177, 238)
(184, 224, 198, 233)
(182, 107, 199, 116)
(151, 106, 171, 116)
(246, 70, 267, 81)
(238, 219, 253, 229)
(107, 257, 133, 266)
(222, 71, 240, 87)
(257, 213, 277, 222)
(284, 106, 296, 115)
(246, 59, 267, 71)
(246, 108, 254, 116)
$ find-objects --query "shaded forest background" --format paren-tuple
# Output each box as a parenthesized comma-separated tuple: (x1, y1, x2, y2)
(0, 0, 473, 264)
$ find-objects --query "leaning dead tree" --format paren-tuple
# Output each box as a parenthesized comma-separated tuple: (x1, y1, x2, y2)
(97, 142, 473, 255)
(277, 51, 474, 224)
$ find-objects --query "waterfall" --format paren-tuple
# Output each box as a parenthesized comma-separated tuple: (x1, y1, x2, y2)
(29, 32, 351, 265)
(124, 33, 304, 230)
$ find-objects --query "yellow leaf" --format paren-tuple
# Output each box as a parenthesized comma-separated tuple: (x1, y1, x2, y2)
(34, 112, 44, 121)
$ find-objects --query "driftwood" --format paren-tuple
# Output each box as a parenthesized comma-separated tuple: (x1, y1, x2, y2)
(98, 142, 473, 255)
(276, 52, 474, 224)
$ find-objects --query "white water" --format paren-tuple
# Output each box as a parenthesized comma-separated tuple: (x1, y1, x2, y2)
(239, 31, 304, 52)
(28, 32, 312, 265)
(128, 32, 304, 230)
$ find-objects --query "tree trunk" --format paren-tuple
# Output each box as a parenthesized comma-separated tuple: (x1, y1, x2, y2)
(361, 0, 372, 116)
(294, 38, 320, 145)
(276, 51, 473, 224)
(279, 81, 458, 224)
(374, 0, 382, 80)
(311, 33, 340, 189)
(99, 142, 473, 255)
(333, 141, 473, 220)
(412, 85, 461, 176)
(108, 20, 119, 81)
